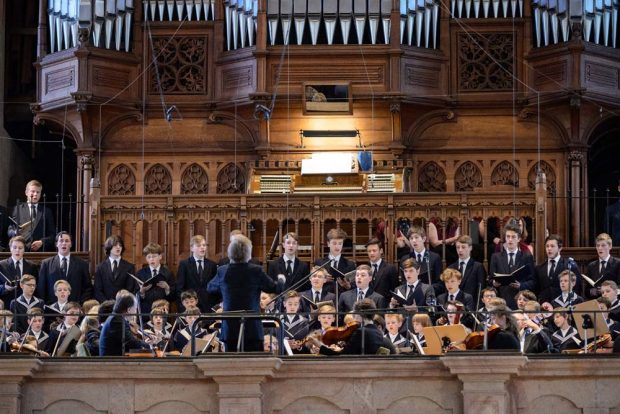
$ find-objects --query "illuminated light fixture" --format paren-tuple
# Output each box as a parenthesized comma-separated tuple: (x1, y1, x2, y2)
(299, 129, 362, 148)
(301, 152, 358, 175)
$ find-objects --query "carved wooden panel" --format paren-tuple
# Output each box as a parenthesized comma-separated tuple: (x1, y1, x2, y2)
(108, 164, 136, 195)
(181, 163, 209, 194)
(458, 33, 513, 91)
(528, 161, 556, 195)
(217, 163, 246, 194)
(144, 164, 172, 195)
(534, 61, 567, 87)
(418, 161, 447, 192)
(585, 61, 619, 89)
(455, 161, 483, 192)
(150, 36, 207, 94)
(491, 161, 519, 187)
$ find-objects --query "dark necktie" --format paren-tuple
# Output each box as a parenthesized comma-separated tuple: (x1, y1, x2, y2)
(508, 253, 515, 269)
(600, 260, 607, 274)
(417, 253, 422, 263)
(332, 259, 338, 270)
(16, 260, 22, 278)
(372, 263, 378, 278)
(61, 257, 68, 277)
(407, 284, 415, 297)
(30, 204, 36, 222)
(549, 259, 556, 278)
(286, 260, 293, 276)
(314, 291, 320, 303)
(153, 268, 158, 279)
(357, 289, 364, 302)
(112, 260, 118, 279)
(458, 261, 464, 275)
(197, 260, 204, 277)
(449, 294, 454, 302)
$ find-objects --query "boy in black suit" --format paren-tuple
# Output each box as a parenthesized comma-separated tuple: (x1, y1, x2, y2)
(437, 268, 475, 311)
(448, 235, 486, 301)
(136, 242, 175, 317)
(401, 225, 443, 296)
(314, 228, 356, 293)
(338, 265, 386, 314)
(176, 235, 217, 312)
(268, 232, 310, 292)
(300, 267, 336, 313)
(9, 274, 43, 334)
(489, 222, 536, 310)
(536, 234, 582, 303)
(585, 233, 620, 298)
(366, 238, 399, 299)
(94, 235, 136, 303)
(390, 258, 434, 312)
(8, 180, 56, 252)
(0, 236, 37, 306)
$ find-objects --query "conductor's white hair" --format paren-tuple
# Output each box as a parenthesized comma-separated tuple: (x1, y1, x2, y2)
(228, 234, 252, 263)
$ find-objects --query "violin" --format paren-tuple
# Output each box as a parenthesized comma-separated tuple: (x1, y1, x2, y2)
(461, 324, 501, 350)
(11, 336, 50, 357)
(322, 321, 361, 346)
(580, 333, 613, 354)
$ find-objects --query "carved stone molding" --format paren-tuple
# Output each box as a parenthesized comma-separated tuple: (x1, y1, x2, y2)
(491, 161, 519, 187)
(71, 91, 93, 113)
(108, 164, 136, 195)
(418, 162, 447, 192)
(144, 164, 172, 195)
(568, 151, 585, 162)
(181, 163, 209, 194)
(217, 163, 246, 194)
(455, 161, 483, 192)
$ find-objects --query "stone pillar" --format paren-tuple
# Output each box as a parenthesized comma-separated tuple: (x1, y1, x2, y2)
(0, 359, 41, 414)
(195, 357, 281, 414)
(442, 355, 526, 414)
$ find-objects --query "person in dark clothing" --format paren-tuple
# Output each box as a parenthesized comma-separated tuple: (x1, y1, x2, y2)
(487, 304, 520, 350)
(99, 292, 153, 356)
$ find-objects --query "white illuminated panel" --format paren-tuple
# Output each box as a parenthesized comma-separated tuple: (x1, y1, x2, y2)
(301, 153, 358, 174)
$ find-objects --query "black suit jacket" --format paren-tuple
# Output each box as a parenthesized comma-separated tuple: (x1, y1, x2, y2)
(94, 258, 137, 302)
(314, 256, 357, 293)
(536, 256, 582, 303)
(400, 250, 443, 295)
(448, 259, 486, 300)
(338, 288, 386, 313)
(437, 290, 475, 311)
(0, 257, 37, 305)
(299, 288, 336, 313)
(38, 255, 92, 304)
(135, 266, 175, 314)
(585, 256, 620, 298)
(176, 256, 218, 312)
(489, 249, 536, 309)
(268, 257, 311, 292)
(99, 315, 148, 356)
(392, 282, 434, 307)
(369, 260, 399, 299)
(9, 203, 56, 251)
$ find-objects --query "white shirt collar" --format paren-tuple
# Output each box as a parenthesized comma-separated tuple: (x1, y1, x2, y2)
(371, 259, 382, 267)
(601, 255, 611, 263)
(329, 254, 341, 262)
(283, 254, 296, 263)
(447, 290, 460, 299)
(58, 254, 70, 261)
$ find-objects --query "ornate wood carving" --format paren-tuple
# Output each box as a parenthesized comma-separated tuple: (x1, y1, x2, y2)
(491, 161, 519, 187)
(45, 68, 75, 93)
(418, 162, 447, 192)
(528, 161, 556, 195)
(458, 33, 514, 91)
(455, 161, 483, 192)
(144, 164, 172, 195)
(150, 37, 207, 94)
(217, 163, 246, 194)
(181, 163, 209, 194)
(108, 164, 136, 195)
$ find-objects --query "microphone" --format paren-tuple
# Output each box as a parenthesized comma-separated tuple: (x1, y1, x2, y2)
(567, 257, 576, 270)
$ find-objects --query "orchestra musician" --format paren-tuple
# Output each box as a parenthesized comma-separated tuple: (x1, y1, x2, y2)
(99, 292, 153, 356)
(487, 304, 520, 350)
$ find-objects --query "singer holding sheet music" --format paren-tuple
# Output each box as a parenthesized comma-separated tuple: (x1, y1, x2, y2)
(207, 234, 286, 352)
(8, 180, 56, 252)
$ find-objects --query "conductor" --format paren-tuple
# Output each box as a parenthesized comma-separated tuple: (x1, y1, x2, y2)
(207, 234, 285, 352)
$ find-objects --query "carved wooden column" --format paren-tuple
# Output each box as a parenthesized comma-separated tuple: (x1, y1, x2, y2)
(76, 152, 95, 251)
(389, 101, 405, 156)
(535, 171, 548, 263)
(568, 150, 586, 246)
